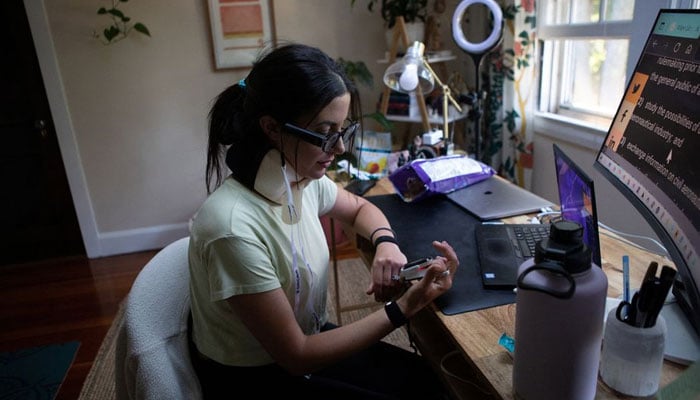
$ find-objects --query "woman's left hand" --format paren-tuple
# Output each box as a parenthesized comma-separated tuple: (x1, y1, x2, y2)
(366, 244, 407, 302)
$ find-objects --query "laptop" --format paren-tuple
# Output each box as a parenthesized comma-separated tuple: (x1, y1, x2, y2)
(475, 144, 602, 288)
(445, 175, 554, 220)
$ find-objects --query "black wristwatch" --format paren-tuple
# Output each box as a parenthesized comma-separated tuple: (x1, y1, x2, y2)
(384, 301, 408, 328)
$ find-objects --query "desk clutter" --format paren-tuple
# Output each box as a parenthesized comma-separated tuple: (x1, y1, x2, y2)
(600, 309, 667, 397)
(599, 262, 677, 397)
(615, 262, 676, 329)
(388, 154, 494, 202)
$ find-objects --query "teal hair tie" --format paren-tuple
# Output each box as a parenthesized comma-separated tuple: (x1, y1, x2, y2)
(238, 79, 246, 88)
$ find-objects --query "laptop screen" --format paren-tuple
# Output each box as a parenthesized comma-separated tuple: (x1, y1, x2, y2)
(553, 144, 602, 267)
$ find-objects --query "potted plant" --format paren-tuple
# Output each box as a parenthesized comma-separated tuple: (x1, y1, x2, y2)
(351, 0, 428, 50)
(333, 58, 394, 179)
(93, 0, 150, 44)
(352, 0, 428, 29)
(336, 58, 393, 132)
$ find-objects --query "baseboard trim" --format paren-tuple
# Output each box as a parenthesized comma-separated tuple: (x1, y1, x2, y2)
(96, 223, 190, 257)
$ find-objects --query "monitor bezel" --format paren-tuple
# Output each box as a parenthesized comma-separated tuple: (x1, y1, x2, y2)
(593, 8, 700, 336)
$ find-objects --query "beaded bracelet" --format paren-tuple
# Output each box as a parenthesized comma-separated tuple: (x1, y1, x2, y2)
(369, 227, 397, 244)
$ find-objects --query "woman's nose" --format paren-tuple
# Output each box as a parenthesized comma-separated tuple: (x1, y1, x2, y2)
(332, 138, 346, 154)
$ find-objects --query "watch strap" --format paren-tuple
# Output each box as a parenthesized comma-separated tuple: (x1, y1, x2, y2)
(384, 301, 408, 328)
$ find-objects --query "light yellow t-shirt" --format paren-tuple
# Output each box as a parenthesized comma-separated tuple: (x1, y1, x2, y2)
(188, 150, 338, 366)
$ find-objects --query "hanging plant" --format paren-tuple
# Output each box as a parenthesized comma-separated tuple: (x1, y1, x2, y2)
(93, 0, 151, 45)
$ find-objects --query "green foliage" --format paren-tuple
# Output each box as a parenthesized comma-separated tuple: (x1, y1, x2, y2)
(362, 111, 394, 132)
(337, 57, 394, 132)
(337, 58, 374, 88)
(351, 0, 428, 28)
(94, 0, 151, 45)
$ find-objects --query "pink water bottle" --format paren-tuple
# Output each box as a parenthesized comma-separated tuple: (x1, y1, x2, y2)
(512, 220, 608, 400)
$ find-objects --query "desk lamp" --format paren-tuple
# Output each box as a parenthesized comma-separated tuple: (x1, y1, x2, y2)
(382, 41, 463, 154)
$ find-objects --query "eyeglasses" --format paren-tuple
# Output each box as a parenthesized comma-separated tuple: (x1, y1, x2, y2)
(283, 119, 359, 153)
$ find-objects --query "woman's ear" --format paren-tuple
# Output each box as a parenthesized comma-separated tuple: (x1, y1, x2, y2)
(259, 115, 280, 141)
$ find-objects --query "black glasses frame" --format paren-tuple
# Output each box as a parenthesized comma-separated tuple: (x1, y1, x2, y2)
(283, 120, 359, 153)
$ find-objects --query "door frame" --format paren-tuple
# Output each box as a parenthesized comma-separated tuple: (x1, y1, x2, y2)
(24, 0, 100, 257)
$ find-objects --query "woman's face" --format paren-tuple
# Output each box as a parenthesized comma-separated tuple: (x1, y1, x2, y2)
(284, 93, 351, 180)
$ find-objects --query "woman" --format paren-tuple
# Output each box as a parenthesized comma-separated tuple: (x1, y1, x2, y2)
(188, 43, 459, 399)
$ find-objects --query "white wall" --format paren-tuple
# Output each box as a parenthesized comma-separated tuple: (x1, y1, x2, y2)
(27, 0, 403, 257)
(29, 0, 663, 259)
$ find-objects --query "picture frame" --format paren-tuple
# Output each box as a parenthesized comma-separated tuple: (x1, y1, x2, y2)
(208, 0, 276, 69)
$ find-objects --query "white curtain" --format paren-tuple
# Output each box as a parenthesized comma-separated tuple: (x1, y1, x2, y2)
(483, 0, 537, 189)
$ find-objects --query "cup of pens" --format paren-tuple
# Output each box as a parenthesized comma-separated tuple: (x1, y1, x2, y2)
(599, 262, 675, 397)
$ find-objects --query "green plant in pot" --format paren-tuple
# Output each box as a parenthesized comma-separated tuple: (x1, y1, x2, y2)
(351, 0, 428, 29)
(351, 0, 428, 51)
(334, 58, 394, 179)
(336, 58, 393, 132)
(93, 0, 151, 45)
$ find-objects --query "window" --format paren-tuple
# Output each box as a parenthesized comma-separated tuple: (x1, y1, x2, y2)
(537, 0, 700, 131)
(538, 0, 636, 129)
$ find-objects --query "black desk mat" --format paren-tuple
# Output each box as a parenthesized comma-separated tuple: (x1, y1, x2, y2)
(368, 194, 515, 315)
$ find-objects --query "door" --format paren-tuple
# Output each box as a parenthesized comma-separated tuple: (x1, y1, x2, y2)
(0, 0, 85, 265)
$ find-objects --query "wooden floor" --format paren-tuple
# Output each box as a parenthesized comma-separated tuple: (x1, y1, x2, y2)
(0, 240, 360, 399)
(0, 249, 159, 399)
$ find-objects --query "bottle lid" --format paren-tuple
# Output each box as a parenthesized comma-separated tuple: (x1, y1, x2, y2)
(535, 220, 591, 274)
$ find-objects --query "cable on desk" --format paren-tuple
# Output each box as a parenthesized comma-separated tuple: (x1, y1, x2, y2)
(534, 212, 669, 257)
(598, 221, 669, 257)
(438, 350, 494, 397)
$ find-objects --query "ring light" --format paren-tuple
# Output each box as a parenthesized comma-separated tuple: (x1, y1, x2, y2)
(452, 0, 503, 54)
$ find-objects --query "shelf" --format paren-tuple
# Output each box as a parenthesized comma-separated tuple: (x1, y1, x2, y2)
(385, 108, 468, 124)
(377, 51, 456, 64)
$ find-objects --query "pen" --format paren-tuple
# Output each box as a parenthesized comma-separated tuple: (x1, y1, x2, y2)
(633, 262, 659, 327)
(644, 265, 676, 327)
(622, 255, 630, 303)
(643, 261, 658, 283)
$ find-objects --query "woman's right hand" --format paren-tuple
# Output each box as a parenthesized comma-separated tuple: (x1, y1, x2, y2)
(397, 240, 459, 318)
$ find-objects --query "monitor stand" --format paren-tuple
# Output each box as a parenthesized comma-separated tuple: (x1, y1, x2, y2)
(660, 298, 700, 365)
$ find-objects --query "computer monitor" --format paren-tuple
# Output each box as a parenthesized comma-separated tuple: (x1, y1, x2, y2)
(594, 9, 700, 344)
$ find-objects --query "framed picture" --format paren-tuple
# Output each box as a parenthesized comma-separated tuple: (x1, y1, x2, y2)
(208, 0, 276, 69)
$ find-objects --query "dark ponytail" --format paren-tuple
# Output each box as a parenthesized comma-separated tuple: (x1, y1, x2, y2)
(205, 43, 361, 193)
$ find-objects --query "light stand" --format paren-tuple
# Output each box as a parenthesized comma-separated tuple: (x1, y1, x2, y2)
(451, 0, 503, 161)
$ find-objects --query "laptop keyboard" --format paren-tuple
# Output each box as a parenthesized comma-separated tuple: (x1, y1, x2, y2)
(511, 225, 551, 257)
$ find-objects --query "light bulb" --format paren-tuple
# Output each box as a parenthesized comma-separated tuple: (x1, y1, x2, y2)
(399, 64, 419, 91)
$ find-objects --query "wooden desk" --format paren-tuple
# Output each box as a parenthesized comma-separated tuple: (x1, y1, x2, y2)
(358, 178, 687, 400)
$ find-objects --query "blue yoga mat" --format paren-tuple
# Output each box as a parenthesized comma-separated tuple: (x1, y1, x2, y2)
(0, 341, 80, 399)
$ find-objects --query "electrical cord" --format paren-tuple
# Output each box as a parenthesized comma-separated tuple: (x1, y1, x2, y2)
(532, 209, 669, 257)
(597, 221, 669, 257)
(438, 350, 493, 396)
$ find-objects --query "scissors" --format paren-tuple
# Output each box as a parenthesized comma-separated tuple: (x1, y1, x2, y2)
(615, 292, 638, 325)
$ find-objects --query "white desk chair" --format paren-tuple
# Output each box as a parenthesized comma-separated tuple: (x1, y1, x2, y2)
(115, 237, 203, 400)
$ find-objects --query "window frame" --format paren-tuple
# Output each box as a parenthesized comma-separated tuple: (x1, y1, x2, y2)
(535, 0, 698, 148)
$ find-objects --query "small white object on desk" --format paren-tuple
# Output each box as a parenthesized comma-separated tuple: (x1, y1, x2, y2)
(422, 130, 443, 145)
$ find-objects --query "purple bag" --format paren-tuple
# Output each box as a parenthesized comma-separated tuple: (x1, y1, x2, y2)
(388, 155, 495, 202)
